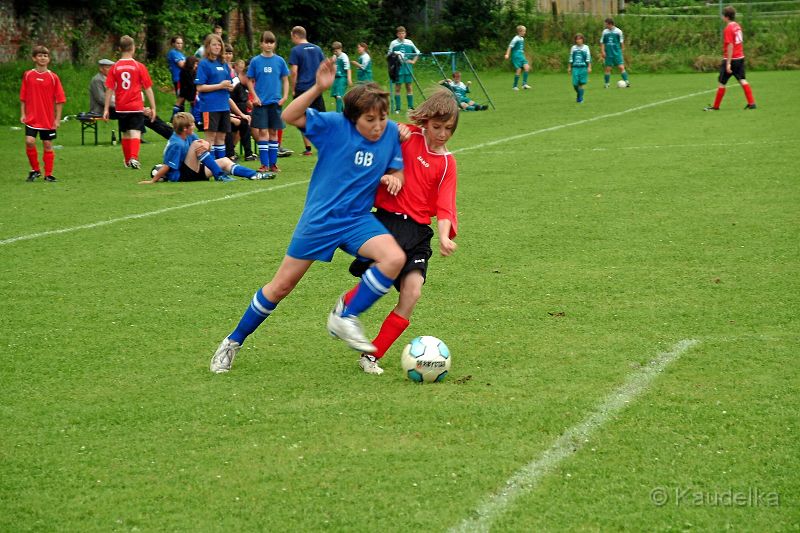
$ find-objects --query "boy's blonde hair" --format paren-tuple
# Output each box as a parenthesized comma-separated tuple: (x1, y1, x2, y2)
(172, 112, 194, 134)
(203, 33, 224, 59)
(31, 45, 49, 57)
(408, 89, 460, 133)
(119, 35, 135, 52)
(516, 25, 526, 33)
(261, 31, 276, 43)
(291, 26, 307, 39)
(396, 26, 406, 33)
(332, 41, 342, 51)
(343, 82, 389, 124)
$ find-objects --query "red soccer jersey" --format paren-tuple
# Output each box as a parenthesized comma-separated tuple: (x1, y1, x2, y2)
(723, 22, 744, 60)
(375, 124, 458, 239)
(105, 58, 152, 112)
(19, 69, 66, 130)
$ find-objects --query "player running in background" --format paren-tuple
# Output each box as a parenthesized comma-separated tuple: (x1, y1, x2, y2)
(353, 42, 373, 82)
(209, 60, 406, 374)
(504, 25, 531, 90)
(20, 45, 66, 182)
(344, 89, 459, 375)
(388, 26, 421, 113)
(568, 33, 592, 103)
(331, 41, 352, 112)
(600, 18, 629, 88)
(705, 5, 757, 111)
(103, 35, 156, 169)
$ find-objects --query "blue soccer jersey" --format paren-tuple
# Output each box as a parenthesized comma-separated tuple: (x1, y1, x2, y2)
(195, 58, 231, 112)
(163, 132, 200, 181)
(289, 43, 326, 93)
(166, 48, 186, 83)
(247, 54, 290, 104)
(295, 109, 403, 236)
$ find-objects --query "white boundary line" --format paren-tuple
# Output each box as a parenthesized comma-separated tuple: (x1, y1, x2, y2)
(450, 339, 700, 533)
(2, 89, 711, 247)
(0, 181, 308, 246)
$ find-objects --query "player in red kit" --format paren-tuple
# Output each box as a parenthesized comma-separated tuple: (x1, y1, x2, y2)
(343, 89, 460, 375)
(20, 45, 66, 182)
(103, 35, 157, 169)
(705, 5, 756, 111)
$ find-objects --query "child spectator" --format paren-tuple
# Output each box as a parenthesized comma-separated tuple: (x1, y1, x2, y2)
(289, 25, 326, 156)
(228, 59, 255, 161)
(179, 56, 199, 118)
(103, 35, 156, 169)
(140, 112, 271, 184)
(209, 60, 406, 373)
(440, 71, 487, 111)
(20, 45, 66, 182)
(344, 89, 459, 374)
(195, 33, 233, 161)
(331, 41, 352, 112)
(195, 25, 223, 58)
(388, 26, 420, 113)
(504, 25, 531, 90)
(247, 30, 289, 173)
(353, 42, 373, 82)
(167, 35, 186, 116)
(568, 33, 592, 103)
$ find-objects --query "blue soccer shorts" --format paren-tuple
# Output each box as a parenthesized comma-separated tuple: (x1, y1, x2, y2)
(286, 214, 389, 262)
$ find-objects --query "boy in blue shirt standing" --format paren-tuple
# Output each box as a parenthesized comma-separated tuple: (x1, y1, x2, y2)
(210, 59, 407, 373)
(166, 35, 186, 116)
(248, 31, 290, 173)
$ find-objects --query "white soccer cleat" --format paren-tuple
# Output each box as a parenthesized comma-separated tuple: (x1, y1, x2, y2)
(359, 354, 384, 375)
(522, 84, 532, 89)
(512, 86, 519, 91)
(327, 295, 376, 353)
(127, 158, 141, 169)
(210, 337, 241, 373)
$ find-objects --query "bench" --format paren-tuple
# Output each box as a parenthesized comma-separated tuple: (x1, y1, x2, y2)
(76, 113, 101, 145)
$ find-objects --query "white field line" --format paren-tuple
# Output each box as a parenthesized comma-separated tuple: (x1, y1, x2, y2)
(451, 338, 700, 533)
(2, 89, 711, 247)
(469, 139, 792, 155)
(0, 181, 308, 246)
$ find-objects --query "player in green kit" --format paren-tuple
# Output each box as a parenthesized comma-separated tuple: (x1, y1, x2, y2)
(388, 26, 420, 113)
(504, 25, 531, 90)
(600, 18, 629, 88)
(331, 41, 352, 112)
(353, 43, 373, 82)
(568, 33, 592, 103)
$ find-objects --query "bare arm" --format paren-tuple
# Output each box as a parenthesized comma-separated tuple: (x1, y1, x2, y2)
(380, 168, 404, 196)
(197, 79, 232, 93)
(53, 102, 63, 129)
(280, 75, 289, 106)
(144, 87, 156, 122)
(103, 90, 113, 120)
(282, 58, 335, 129)
(289, 65, 298, 95)
(725, 42, 734, 73)
(20, 101, 26, 124)
(437, 218, 457, 256)
(247, 77, 261, 106)
(228, 98, 247, 119)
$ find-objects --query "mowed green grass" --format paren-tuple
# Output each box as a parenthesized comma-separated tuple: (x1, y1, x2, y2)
(1, 71, 798, 531)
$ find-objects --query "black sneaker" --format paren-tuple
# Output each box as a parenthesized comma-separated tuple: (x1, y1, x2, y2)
(703, 105, 720, 111)
(277, 146, 293, 157)
(44, 175, 58, 182)
(26, 170, 41, 182)
(244, 154, 258, 161)
(744, 103, 757, 110)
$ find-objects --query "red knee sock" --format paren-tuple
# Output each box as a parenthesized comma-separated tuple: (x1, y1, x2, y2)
(343, 285, 358, 306)
(742, 84, 755, 105)
(372, 311, 410, 359)
(129, 138, 141, 161)
(277, 128, 283, 145)
(43, 150, 55, 176)
(26, 146, 40, 171)
(713, 87, 726, 109)
(121, 138, 131, 162)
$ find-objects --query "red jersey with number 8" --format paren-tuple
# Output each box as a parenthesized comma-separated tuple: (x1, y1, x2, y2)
(105, 58, 152, 112)
(723, 22, 744, 60)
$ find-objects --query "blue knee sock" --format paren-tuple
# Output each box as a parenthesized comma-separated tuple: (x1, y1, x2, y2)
(268, 141, 279, 166)
(578, 87, 584, 100)
(257, 141, 269, 166)
(344, 265, 394, 317)
(198, 151, 223, 177)
(229, 289, 277, 344)
(229, 164, 256, 179)
(513, 75, 519, 88)
(213, 144, 226, 159)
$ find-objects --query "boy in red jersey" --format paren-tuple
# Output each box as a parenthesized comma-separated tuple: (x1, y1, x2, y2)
(103, 35, 157, 168)
(20, 46, 66, 182)
(705, 6, 757, 111)
(345, 89, 459, 374)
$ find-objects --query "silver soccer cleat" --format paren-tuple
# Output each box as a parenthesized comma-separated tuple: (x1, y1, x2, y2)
(327, 295, 376, 353)
(359, 354, 384, 375)
(210, 337, 241, 373)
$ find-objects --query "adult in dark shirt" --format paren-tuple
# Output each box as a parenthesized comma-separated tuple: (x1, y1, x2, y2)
(288, 26, 326, 156)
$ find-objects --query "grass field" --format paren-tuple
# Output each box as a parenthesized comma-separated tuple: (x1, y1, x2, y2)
(1, 71, 798, 531)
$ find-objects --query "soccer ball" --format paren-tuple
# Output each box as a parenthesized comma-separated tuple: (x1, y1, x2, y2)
(151, 163, 164, 178)
(616, 80, 628, 88)
(401, 336, 451, 383)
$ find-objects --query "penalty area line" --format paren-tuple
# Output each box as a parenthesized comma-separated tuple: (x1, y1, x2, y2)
(0, 180, 308, 247)
(450, 338, 700, 533)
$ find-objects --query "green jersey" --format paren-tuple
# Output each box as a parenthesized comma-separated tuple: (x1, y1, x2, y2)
(388, 38, 420, 75)
(569, 44, 591, 68)
(356, 52, 372, 81)
(600, 27, 624, 54)
(335, 52, 350, 78)
(508, 35, 525, 57)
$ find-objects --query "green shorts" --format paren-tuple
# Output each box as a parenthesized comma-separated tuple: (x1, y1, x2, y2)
(331, 77, 347, 97)
(571, 67, 588, 86)
(512, 52, 528, 69)
(395, 66, 414, 84)
(604, 51, 623, 67)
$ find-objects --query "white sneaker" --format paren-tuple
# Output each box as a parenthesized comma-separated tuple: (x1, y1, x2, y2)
(210, 337, 241, 373)
(128, 158, 141, 169)
(359, 354, 384, 375)
(512, 86, 519, 91)
(327, 295, 376, 353)
(522, 84, 532, 89)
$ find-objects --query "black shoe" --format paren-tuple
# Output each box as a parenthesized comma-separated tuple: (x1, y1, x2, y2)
(244, 154, 257, 161)
(26, 170, 41, 182)
(703, 105, 720, 111)
(277, 146, 294, 157)
(44, 175, 58, 182)
(744, 103, 757, 110)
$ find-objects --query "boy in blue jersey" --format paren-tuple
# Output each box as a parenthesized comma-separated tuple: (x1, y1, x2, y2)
(195, 33, 233, 162)
(166, 35, 186, 116)
(139, 112, 271, 184)
(210, 59, 407, 374)
(248, 31, 290, 173)
(568, 34, 592, 103)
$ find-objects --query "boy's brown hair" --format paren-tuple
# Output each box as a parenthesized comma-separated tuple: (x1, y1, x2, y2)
(31, 45, 49, 57)
(332, 41, 343, 51)
(604, 17, 615, 25)
(119, 35, 135, 52)
(722, 5, 736, 20)
(575, 33, 585, 42)
(291, 26, 307, 39)
(358, 42, 369, 50)
(343, 82, 389, 124)
(172, 112, 194, 134)
(396, 26, 406, 33)
(408, 89, 460, 133)
(261, 31, 276, 43)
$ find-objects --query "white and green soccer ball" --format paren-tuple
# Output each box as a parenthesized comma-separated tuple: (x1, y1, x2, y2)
(401, 336, 451, 383)
(616, 80, 628, 88)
